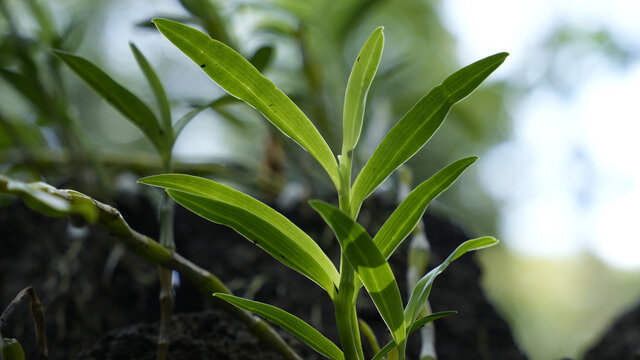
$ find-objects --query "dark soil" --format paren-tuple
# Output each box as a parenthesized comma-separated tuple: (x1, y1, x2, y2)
(1, 191, 528, 359)
(583, 301, 640, 360)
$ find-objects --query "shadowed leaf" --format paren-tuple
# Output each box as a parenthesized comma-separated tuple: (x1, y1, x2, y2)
(130, 42, 172, 139)
(310, 200, 406, 348)
(53, 50, 169, 158)
(214, 294, 344, 360)
(371, 311, 457, 360)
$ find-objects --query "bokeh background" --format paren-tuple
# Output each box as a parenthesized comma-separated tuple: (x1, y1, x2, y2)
(1, 0, 639, 359)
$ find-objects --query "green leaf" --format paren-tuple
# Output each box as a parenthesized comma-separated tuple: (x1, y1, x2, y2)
(53, 50, 169, 158)
(139, 174, 340, 296)
(342, 27, 384, 154)
(373, 157, 477, 259)
(404, 237, 498, 326)
(214, 294, 344, 360)
(249, 45, 274, 73)
(309, 200, 406, 347)
(351, 52, 508, 215)
(0, 175, 99, 223)
(152, 18, 340, 187)
(130, 42, 173, 139)
(0, 69, 51, 117)
(1, 338, 26, 360)
(0, 117, 47, 148)
(173, 101, 213, 142)
(370, 311, 456, 360)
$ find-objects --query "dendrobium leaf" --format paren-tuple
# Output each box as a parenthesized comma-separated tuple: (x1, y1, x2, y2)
(139, 174, 340, 296)
(172, 101, 213, 142)
(309, 200, 406, 350)
(153, 19, 340, 187)
(53, 50, 169, 159)
(370, 311, 457, 360)
(404, 237, 499, 326)
(130, 42, 173, 139)
(0, 175, 98, 223)
(350, 52, 508, 216)
(342, 26, 384, 154)
(373, 157, 477, 259)
(214, 294, 344, 360)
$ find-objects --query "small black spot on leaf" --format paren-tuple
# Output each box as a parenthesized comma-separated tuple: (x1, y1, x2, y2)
(200, 64, 206, 68)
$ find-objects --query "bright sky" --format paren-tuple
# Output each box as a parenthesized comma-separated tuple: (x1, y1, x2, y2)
(441, 0, 640, 268)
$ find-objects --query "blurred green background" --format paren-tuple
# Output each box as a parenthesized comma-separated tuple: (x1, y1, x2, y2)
(1, 0, 639, 359)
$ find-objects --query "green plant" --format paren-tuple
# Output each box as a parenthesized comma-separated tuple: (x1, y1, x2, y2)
(141, 19, 506, 360)
(0, 175, 302, 360)
(52, 39, 274, 358)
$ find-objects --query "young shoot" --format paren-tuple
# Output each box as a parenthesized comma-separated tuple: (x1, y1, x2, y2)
(141, 19, 506, 360)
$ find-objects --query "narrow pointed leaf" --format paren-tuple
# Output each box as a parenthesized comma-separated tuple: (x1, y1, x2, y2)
(309, 200, 405, 346)
(0, 69, 50, 117)
(351, 53, 508, 214)
(249, 45, 274, 73)
(342, 27, 384, 154)
(214, 294, 344, 360)
(153, 19, 340, 186)
(370, 311, 456, 360)
(374, 157, 477, 259)
(173, 101, 213, 141)
(404, 237, 498, 326)
(139, 174, 339, 295)
(53, 50, 168, 157)
(130, 42, 173, 138)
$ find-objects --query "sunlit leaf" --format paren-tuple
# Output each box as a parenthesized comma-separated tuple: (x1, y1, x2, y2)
(373, 157, 477, 259)
(351, 53, 508, 216)
(310, 200, 406, 348)
(370, 311, 456, 360)
(342, 26, 384, 154)
(153, 19, 340, 186)
(214, 294, 344, 360)
(130, 42, 172, 138)
(54, 50, 169, 158)
(404, 237, 498, 326)
(139, 174, 339, 296)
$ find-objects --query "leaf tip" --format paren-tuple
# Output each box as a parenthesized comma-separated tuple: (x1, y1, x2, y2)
(136, 175, 157, 186)
(307, 199, 326, 211)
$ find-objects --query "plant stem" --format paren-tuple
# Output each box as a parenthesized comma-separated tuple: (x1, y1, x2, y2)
(0, 177, 303, 360)
(0, 176, 303, 359)
(156, 155, 175, 360)
(335, 151, 365, 360)
(0, 287, 48, 360)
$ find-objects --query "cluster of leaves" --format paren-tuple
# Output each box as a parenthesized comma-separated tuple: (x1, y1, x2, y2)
(139, 19, 506, 360)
